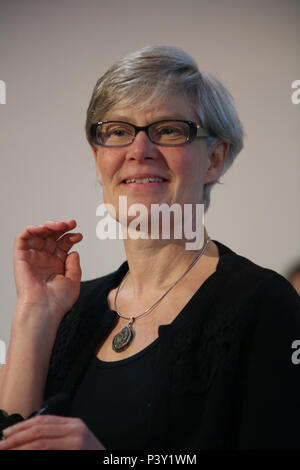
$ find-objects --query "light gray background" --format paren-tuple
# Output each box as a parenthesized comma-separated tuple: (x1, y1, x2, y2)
(0, 0, 299, 350)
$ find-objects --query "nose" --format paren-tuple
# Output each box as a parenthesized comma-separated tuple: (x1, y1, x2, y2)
(125, 130, 159, 161)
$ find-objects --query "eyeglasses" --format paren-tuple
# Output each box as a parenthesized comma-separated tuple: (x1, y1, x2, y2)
(90, 120, 211, 147)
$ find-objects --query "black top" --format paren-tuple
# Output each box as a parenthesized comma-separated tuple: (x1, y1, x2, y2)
(1, 240, 300, 449)
(69, 338, 160, 450)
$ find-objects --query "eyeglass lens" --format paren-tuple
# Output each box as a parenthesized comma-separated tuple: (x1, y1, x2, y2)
(95, 121, 190, 146)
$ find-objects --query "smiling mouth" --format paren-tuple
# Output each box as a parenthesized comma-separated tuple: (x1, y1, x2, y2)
(122, 177, 167, 184)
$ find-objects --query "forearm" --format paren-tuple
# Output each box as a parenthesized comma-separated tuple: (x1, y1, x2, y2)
(0, 302, 60, 418)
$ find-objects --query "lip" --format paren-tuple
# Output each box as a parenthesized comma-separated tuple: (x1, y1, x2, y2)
(121, 181, 168, 190)
(120, 174, 169, 190)
(121, 173, 169, 183)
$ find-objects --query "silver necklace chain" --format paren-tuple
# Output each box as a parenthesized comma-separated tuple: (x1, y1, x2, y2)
(113, 236, 211, 323)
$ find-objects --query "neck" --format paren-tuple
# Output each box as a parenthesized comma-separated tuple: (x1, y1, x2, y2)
(121, 227, 215, 296)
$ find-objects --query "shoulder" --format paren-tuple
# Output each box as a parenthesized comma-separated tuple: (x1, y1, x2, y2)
(173, 244, 300, 401)
(213, 240, 300, 313)
(204, 241, 300, 362)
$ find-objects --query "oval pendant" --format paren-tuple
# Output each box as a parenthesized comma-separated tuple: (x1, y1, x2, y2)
(112, 324, 135, 352)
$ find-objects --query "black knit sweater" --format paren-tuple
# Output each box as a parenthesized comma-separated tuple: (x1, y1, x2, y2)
(1, 240, 300, 449)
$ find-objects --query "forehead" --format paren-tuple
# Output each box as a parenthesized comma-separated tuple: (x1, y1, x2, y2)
(102, 93, 199, 124)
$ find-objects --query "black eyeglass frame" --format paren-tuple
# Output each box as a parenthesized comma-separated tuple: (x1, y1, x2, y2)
(90, 119, 211, 148)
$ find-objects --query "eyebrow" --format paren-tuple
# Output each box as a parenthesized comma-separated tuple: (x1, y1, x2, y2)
(102, 114, 192, 123)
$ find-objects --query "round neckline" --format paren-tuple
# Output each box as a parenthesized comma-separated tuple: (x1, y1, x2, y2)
(94, 336, 160, 368)
(99, 239, 234, 340)
(158, 240, 234, 331)
(106, 239, 229, 299)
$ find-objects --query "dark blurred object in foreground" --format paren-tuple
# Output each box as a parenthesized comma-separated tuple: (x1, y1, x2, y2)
(286, 262, 300, 296)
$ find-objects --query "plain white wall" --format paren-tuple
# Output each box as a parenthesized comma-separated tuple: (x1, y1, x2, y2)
(0, 0, 299, 351)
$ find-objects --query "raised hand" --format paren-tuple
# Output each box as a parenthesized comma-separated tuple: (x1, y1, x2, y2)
(13, 220, 83, 323)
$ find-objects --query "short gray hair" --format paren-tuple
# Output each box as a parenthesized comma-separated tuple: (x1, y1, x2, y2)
(86, 45, 244, 212)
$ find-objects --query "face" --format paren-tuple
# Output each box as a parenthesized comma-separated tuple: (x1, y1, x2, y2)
(92, 93, 227, 225)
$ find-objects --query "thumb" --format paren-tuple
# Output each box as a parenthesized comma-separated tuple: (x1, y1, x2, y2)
(65, 251, 82, 283)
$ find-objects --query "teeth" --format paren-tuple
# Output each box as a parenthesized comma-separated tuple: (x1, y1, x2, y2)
(124, 177, 165, 184)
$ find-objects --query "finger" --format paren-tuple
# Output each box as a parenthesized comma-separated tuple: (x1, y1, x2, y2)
(5, 437, 79, 450)
(17, 220, 77, 242)
(65, 252, 82, 283)
(30, 220, 77, 241)
(54, 233, 83, 262)
(19, 233, 82, 257)
(42, 220, 77, 241)
(26, 236, 56, 253)
(2, 414, 71, 437)
(15, 221, 78, 252)
(0, 416, 82, 450)
(0, 425, 68, 450)
(56, 232, 83, 253)
(43, 237, 57, 254)
(26, 236, 46, 251)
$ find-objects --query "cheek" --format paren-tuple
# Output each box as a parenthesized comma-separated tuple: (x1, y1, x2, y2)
(96, 155, 120, 184)
(178, 151, 208, 200)
(175, 150, 206, 182)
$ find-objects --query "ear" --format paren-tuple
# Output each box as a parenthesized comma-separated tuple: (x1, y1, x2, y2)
(91, 145, 103, 185)
(205, 140, 230, 184)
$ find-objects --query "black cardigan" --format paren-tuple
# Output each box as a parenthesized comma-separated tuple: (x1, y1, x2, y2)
(1, 240, 300, 449)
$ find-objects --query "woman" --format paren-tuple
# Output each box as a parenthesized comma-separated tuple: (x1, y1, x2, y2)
(1, 45, 300, 450)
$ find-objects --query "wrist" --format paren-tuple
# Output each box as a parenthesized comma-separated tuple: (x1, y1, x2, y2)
(13, 300, 61, 334)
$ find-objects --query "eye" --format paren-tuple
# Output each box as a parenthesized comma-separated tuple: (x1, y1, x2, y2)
(113, 129, 127, 136)
(149, 121, 190, 145)
(98, 122, 135, 145)
(106, 125, 131, 137)
(160, 127, 178, 135)
(157, 125, 182, 134)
